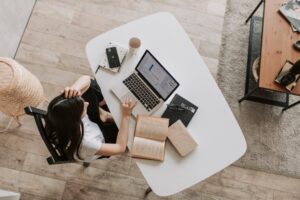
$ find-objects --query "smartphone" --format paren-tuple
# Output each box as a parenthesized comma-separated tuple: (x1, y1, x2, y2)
(106, 47, 121, 68)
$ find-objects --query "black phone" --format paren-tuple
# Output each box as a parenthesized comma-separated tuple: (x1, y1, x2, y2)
(106, 47, 121, 68)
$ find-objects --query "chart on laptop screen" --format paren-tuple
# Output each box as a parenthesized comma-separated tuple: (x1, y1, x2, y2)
(137, 51, 178, 99)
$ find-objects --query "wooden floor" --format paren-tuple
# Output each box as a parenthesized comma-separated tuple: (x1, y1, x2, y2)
(1, 0, 300, 199)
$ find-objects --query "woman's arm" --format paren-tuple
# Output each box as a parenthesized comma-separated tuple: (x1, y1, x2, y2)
(95, 98, 136, 156)
(62, 75, 91, 98)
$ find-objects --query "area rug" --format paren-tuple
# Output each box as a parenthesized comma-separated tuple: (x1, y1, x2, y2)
(217, 0, 300, 178)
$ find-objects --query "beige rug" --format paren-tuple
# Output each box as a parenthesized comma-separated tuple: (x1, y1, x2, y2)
(217, 0, 300, 178)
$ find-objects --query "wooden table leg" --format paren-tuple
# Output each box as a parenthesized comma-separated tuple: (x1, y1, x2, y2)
(0, 117, 21, 133)
(83, 162, 90, 167)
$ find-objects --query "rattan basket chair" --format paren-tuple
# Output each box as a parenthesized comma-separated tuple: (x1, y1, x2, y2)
(0, 57, 45, 132)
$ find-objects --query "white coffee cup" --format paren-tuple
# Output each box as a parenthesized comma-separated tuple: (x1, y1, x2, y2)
(128, 37, 141, 55)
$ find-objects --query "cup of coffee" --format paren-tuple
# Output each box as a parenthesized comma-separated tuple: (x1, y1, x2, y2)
(128, 37, 141, 55)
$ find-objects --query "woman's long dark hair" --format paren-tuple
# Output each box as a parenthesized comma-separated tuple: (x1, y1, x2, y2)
(45, 94, 84, 160)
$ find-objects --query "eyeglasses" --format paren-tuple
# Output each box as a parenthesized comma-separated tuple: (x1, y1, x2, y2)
(167, 104, 185, 111)
(167, 103, 196, 113)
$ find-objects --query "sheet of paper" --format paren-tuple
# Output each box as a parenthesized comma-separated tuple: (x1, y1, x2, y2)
(135, 115, 169, 141)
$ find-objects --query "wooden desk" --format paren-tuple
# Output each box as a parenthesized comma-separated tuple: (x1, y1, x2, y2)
(240, 0, 300, 110)
(260, 0, 300, 95)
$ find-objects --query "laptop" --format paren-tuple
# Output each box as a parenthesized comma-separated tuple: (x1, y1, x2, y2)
(111, 50, 179, 117)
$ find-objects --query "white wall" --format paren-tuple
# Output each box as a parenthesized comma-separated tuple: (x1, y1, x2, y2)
(0, 0, 35, 58)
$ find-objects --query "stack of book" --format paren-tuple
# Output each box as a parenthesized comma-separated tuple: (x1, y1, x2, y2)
(279, 0, 300, 32)
(131, 115, 198, 161)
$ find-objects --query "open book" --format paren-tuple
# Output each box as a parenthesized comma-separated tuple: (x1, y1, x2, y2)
(131, 115, 169, 161)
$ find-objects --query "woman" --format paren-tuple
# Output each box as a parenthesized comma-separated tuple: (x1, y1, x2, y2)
(45, 75, 136, 162)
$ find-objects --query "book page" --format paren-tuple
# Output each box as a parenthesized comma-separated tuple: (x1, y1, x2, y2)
(135, 115, 169, 141)
(131, 137, 165, 161)
(168, 120, 198, 157)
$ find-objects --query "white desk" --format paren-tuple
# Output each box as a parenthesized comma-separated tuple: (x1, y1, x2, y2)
(86, 12, 247, 196)
(0, 189, 20, 200)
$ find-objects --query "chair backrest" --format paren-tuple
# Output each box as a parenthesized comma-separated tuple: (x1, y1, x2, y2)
(24, 106, 72, 165)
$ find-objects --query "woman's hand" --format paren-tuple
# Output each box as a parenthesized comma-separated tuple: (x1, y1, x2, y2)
(121, 97, 137, 117)
(61, 86, 81, 98)
(60, 75, 92, 98)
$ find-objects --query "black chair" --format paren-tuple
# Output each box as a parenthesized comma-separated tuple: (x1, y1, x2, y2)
(24, 106, 105, 167)
(25, 106, 153, 196)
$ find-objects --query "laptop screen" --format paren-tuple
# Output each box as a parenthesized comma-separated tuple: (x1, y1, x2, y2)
(136, 50, 179, 100)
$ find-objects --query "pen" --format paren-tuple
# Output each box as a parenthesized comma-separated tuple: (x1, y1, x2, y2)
(95, 65, 101, 74)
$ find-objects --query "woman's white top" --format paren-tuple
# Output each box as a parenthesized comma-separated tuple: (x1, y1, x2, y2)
(76, 115, 105, 162)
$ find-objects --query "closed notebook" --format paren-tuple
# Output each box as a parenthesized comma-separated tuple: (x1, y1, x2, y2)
(167, 120, 198, 157)
(162, 94, 198, 126)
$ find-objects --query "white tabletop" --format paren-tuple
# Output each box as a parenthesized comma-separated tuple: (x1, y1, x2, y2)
(0, 189, 20, 200)
(86, 12, 247, 196)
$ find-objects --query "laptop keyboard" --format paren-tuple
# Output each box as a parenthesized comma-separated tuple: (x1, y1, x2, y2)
(123, 73, 160, 111)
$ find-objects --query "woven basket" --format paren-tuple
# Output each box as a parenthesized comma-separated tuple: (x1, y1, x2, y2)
(0, 57, 44, 117)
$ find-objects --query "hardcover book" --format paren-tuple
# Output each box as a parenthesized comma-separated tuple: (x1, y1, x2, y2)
(167, 120, 198, 157)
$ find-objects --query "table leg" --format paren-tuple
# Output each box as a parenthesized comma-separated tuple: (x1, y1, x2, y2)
(83, 162, 90, 167)
(285, 93, 290, 107)
(245, 0, 264, 24)
(282, 100, 300, 111)
(0, 117, 20, 133)
(239, 87, 258, 103)
(144, 187, 152, 197)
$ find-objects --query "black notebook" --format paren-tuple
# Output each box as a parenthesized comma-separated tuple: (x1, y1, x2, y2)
(162, 94, 198, 127)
